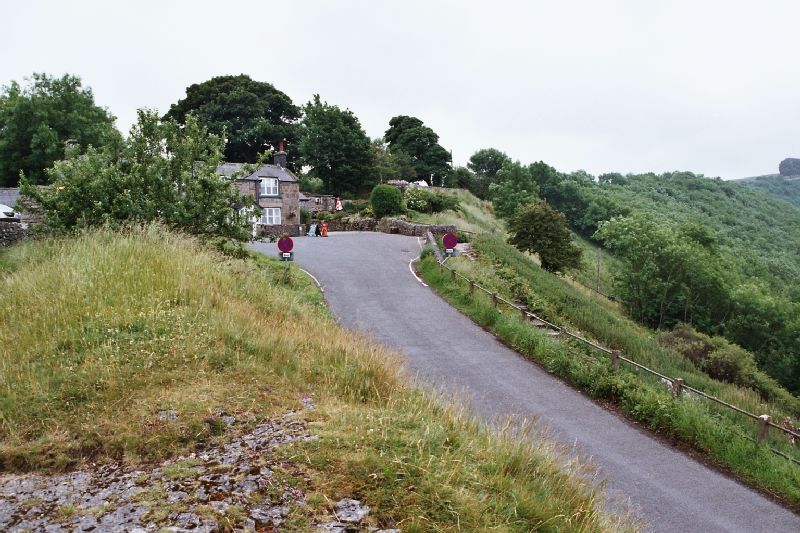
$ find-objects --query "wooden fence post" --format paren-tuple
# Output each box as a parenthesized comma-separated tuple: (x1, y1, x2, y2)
(450, 269, 456, 282)
(611, 350, 620, 371)
(519, 305, 528, 320)
(491, 292, 498, 308)
(438, 261, 443, 271)
(469, 280, 475, 296)
(672, 378, 684, 398)
(757, 414, 771, 444)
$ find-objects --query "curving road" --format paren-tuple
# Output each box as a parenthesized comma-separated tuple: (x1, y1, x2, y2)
(250, 232, 800, 532)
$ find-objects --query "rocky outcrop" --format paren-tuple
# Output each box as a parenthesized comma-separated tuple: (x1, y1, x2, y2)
(779, 158, 800, 176)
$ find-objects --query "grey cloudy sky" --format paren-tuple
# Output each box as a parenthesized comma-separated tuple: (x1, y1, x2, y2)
(3, 0, 798, 179)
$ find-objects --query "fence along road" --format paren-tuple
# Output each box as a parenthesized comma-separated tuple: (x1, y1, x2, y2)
(250, 232, 800, 532)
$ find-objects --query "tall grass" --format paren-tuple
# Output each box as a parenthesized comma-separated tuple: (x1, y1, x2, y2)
(409, 189, 506, 235)
(419, 237, 800, 507)
(0, 225, 626, 531)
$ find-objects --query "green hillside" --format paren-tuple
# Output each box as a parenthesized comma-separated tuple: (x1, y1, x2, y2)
(736, 174, 800, 208)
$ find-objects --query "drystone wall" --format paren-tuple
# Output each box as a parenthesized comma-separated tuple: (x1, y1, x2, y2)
(0, 222, 26, 246)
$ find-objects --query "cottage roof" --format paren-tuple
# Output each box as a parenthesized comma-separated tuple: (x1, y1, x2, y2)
(216, 163, 298, 183)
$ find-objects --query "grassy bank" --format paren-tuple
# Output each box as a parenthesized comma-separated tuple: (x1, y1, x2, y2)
(419, 237, 800, 508)
(0, 226, 625, 531)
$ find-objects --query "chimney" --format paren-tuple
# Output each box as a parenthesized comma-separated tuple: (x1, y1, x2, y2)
(273, 140, 287, 168)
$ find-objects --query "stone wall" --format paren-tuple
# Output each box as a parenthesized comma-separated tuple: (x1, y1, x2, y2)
(0, 222, 27, 246)
(318, 217, 455, 236)
(254, 224, 303, 239)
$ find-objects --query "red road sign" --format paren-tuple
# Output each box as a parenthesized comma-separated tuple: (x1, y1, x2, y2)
(442, 232, 458, 250)
(277, 236, 294, 253)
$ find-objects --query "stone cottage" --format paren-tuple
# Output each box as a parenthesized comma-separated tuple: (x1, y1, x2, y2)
(217, 146, 301, 237)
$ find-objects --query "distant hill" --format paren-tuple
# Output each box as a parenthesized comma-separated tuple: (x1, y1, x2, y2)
(734, 173, 800, 208)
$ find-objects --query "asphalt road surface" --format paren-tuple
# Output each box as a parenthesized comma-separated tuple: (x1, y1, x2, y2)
(250, 232, 800, 532)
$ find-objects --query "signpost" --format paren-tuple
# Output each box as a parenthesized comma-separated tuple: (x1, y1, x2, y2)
(442, 232, 458, 257)
(277, 236, 294, 261)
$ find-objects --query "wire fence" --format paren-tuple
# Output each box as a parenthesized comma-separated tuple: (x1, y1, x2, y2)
(432, 254, 800, 467)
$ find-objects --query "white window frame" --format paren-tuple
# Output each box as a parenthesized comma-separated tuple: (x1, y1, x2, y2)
(261, 207, 281, 225)
(260, 177, 279, 196)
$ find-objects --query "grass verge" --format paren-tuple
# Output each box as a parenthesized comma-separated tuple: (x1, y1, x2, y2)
(0, 225, 626, 531)
(419, 241, 800, 509)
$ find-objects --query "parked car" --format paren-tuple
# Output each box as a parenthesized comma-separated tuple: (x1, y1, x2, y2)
(0, 203, 20, 222)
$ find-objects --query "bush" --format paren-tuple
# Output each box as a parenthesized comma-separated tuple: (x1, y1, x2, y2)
(370, 184, 404, 218)
(420, 245, 436, 260)
(702, 339, 758, 385)
(300, 207, 311, 226)
(404, 187, 460, 213)
(658, 324, 715, 365)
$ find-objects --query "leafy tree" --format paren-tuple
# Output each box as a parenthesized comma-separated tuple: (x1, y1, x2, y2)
(299, 95, 375, 195)
(508, 201, 582, 272)
(445, 166, 475, 189)
(370, 184, 403, 218)
(383, 116, 451, 185)
(21, 110, 249, 240)
(467, 148, 511, 199)
(163, 74, 301, 166)
(489, 161, 539, 220)
(372, 138, 415, 183)
(0, 73, 120, 186)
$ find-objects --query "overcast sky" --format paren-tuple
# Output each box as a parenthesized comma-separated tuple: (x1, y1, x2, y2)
(3, 0, 798, 179)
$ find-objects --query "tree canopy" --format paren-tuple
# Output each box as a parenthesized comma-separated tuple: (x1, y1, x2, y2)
(383, 115, 451, 185)
(299, 95, 375, 195)
(508, 200, 582, 273)
(0, 73, 120, 186)
(467, 148, 511, 199)
(489, 161, 540, 220)
(163, 75, 301, 167)
(21, 110, 249, 240)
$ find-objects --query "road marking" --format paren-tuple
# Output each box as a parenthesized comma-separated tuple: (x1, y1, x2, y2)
(416, 236, 424, 251)
(408, 258, 428, 287)
(299, 268, 324, 292)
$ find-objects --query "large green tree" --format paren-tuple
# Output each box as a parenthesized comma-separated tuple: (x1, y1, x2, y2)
(21, 110, 249, 240)
(383, 115, 451, 185)
(164, 75, 301, 166)
(489, 161, 539, 220)
(0, 73, 120, 186)
(299, 95, 375, 195)
(467, 148, 511, 199)
(508, 200, 582, 273)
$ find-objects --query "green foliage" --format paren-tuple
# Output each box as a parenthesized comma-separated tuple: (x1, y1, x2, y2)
(508, 201, 581, 273)
(489, 161, 540, 220)
(596, 213, 729, 331)
(467, 148, 511, 199)
(371, 138, 415, 183)
(299, 95, 375, 195)
(739, 174, 800, 208)
(383, 116, 451, 185)
(419, 245, 436, 260)
(369, 184, 404, 218)
(444, 166, 475, 189)
(0, 73, 121, 186)
(299, 207, 311, 226)
(403, 187, 459, 213)
(299, 174, 324, 193)
(418, 235, 800, 505)
(163, 74, 300, 167)
(21, 110, 249, 240)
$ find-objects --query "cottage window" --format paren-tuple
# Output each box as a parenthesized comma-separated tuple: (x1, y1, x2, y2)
(261, 207, 281, 225)
(260, 177, 279, 196)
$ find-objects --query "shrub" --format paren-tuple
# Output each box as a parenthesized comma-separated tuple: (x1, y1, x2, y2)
(420, 245, 436, 260)
(300, 207, 311, 226)
(702, 339, 758, 385)
(404, 187, 460, 213)
(658, 324, 715, 365)
(370, 184, 404, 218)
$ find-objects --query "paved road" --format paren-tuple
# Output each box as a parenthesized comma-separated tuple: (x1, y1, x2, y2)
(251, 233, 800, 532)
